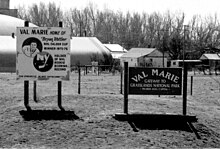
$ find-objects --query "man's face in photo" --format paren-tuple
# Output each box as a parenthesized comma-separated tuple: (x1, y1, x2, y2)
(30, 42, 37, 52)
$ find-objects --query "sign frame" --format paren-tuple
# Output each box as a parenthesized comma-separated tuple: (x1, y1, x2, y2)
(16, 27, 71, 81)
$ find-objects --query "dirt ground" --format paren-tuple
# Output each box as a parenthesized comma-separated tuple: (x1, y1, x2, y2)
(0, 71, 220, 148)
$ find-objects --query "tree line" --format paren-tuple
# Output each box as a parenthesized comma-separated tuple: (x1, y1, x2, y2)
(17, 2, 220, 60)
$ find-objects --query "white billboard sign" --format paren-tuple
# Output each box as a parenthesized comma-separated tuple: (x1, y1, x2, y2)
(16, 27, 71, 80)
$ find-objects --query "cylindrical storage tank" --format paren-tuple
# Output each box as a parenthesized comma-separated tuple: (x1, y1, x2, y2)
(0, 14, 37, 36)
(70, 37, 112, 66)
(0, 14, 37, 72)
(0, 36, 15, 72)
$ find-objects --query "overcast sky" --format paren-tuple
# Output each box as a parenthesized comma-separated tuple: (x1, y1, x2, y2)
(10, 0, 220, 22)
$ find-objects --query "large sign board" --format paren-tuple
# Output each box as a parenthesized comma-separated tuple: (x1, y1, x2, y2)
(129, 67, 182, 95)
(16, 27, 70, 80)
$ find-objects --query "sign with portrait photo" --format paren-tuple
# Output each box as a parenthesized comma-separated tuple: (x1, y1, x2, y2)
(16, 27, 71, 80)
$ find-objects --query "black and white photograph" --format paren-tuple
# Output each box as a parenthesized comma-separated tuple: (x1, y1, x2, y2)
(0, 0, 220, 148)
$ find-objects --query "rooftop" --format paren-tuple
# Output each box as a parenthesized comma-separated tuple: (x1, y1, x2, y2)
(103, 44, 127, 52)
(121, 48, 156, 58)
(200, 53, 220, 60)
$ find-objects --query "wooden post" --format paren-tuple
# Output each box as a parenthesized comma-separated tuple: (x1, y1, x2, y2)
(59, 21, 63, 28)
(33, 81, 37, 102)
(24, 21, 31, 111)
(120, 67, 123, 94)
(58, 81, 64, 110)
(78, 66, 81, 94)
(24, 80, 31, 110)
(124, 62, 128, 114)
(24, 20, 29, 27)
(58, 21, 64, 111)
(183, 63, 188, 115)
(190, 76, 193, 95)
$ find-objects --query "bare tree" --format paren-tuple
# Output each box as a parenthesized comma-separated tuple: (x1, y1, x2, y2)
(47, 2, 63, 27)
(16, 2, 220, 60)
(18, 2, 63, 27)
(65, 7, 92, 37)
(17, 5, 31, 22)
(87, 2, 97, 36)
(28, 3, 48, 26)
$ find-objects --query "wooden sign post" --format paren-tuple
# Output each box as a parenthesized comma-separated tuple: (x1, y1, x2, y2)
(78, 66, 81, 94)
(33, 81, 37, 102)
(124, 62, 128, 114)
(58, 80, 63, 111)
(57, 21, 63, 111)
(24, 21, 30, 110)
(120, 67, 123, 94)
(183, 63, 188, 115)
(24, 80, 30, 110)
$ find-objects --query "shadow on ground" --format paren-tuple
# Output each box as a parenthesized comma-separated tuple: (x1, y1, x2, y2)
(114, 113, 198, 132)
(19, 110, 80, 121)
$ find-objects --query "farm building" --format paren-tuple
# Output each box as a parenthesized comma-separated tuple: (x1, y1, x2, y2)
(120, 48, 168, 67)
(103, 44, 127, 59)
(0, 14, 112, 72)
(0, 36, 16, 72)
(199, 53, 220, 70)
(0, 14, 37, 36)
(0, 14, 37, 72)
(70, 37, 112, 66)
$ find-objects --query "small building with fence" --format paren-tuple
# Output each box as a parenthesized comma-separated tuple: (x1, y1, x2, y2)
(199, 53, 220, 74)
(103, 44, 127, 60)
(199, 53, 220, 69)
(120, 48, 168, 68)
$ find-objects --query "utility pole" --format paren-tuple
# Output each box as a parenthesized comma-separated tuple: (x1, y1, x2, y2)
(162, 30, 165, 67)
(183, 25, 189, 65)
(183, 25, 189, 115)
(160, 29, 168, 67)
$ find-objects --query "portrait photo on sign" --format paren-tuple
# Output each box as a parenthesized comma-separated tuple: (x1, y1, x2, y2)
(22, 37, 42, 58)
